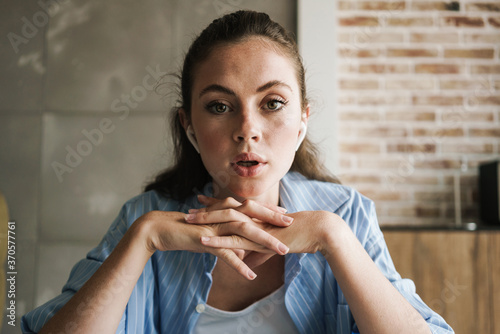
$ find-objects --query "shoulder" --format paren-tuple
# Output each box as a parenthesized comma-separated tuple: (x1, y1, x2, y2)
(280, 171, 373, 214)
(117, 190, 193, 227)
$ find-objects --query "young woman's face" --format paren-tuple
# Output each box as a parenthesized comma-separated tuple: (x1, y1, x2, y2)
(185, 37, 307, 203)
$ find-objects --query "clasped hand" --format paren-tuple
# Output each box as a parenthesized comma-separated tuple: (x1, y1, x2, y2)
(140, 195, 338, 280)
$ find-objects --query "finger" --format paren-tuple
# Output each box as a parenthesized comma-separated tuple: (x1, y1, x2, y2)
(244, 252, 277, 269)
(211, 248, 257, 280)
(186, 205, 292, 228)
(200, 235, 276, 254)
(199, 195, 287, 214)
(199, 196, 241, 212)
(211, 221, 289, 255)
(237, 199, 293, 227)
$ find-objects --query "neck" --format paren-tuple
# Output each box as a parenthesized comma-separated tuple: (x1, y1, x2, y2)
(213, 182, 280, 207)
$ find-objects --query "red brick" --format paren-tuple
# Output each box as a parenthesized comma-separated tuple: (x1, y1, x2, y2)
(441, 16, 484, 27)
(358, 189, 403, 201)
(411, 32, 459, 43)
(339, 16, 379, 26)
(444, 48, 494, 59)
(442, 143, 494, 153)
(387, 17, 434, 26)
(468, 95, 500, 105)
(340, 174, 382, 184)
(386, 79, 434, 90)
(412, 95, 463, 105)
(415, 190, 454, 201)
(442, 110, 494, 122)
(385, 111, 436, 121)
(388, 48, 438, 57)
(387, 143, 436, 153)
(469, 128, 500, 137)
(358, 95, 410, 105)
(411, 2, 461, 11)
(357, 1, 406, 10)
(338, 1, 354, 10)
(466, 3, 500, 12)
(464, 33, 500, 43)
(339, 79, 379, 89)
(355, 33, 405, 44)
(488, 17, 500, 27)
(340, 142, 381, 153)
(338, 48, 381, 58)
(470, 64, 500, 74)
(413, 127, 465, 136)
(440, 79, 491, 90)
(339, 111, 380, 121)
(415, 63, 461, 74)
(355, 127, 408, 137)
(359, 64, 410, 73)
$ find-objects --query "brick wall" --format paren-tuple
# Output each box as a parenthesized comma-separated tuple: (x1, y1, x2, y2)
(336, 1, 500, 226)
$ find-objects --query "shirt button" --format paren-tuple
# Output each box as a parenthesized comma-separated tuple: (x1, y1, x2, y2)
(195, 304, 206, 313)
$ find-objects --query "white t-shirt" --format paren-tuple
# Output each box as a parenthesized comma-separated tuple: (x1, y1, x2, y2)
(192, 285, 300, 334)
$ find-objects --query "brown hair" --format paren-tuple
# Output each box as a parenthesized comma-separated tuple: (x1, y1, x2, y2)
(145, 10, 339, 199)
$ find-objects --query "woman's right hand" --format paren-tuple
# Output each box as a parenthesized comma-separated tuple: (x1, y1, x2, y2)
(135, 206, 290, 280)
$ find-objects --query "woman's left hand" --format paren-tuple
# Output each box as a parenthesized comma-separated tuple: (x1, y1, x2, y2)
(186, 195, 342, 268)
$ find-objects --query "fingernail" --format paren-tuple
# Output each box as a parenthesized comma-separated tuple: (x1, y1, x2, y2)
(278, 243, 289, 254)
(282, 215, 294, 224)
(278, 207, 287, 213)
(248, 270, 257, 280)
(201, 236, 210, 243)
(188, 208, 199, 214)
(185, 213, 195, 222)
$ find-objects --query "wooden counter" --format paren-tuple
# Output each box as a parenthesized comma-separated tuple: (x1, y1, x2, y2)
(383, 229, 499, 334)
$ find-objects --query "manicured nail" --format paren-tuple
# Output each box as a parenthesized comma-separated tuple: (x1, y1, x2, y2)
(185, 213, 196, 222)
(201, 236, 210, 243)
(248, 270, 257, 280)
(278, 243, 289, 255)
(278, 207, 288, 213)
(282, 215, 294, 224)
(188, 208, 199, 214)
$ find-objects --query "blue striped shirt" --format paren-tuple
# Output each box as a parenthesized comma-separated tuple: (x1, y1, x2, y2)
(22, 171, 453, 333)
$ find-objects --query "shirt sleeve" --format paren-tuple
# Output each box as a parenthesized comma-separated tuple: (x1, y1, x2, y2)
(21, 206, 130, 334)
(351, 196, 455, 333)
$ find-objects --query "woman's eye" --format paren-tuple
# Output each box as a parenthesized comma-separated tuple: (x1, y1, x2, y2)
(266, 99, 286, 111)
(207, 103, 229, 114)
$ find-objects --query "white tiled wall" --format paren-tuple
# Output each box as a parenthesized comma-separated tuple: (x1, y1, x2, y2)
(0, 1, 296, 332)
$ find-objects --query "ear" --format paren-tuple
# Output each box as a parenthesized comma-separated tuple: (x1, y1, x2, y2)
(296, 105, 310, 151)
(179, 108, 200, 154)
(178, 108, 189, 131)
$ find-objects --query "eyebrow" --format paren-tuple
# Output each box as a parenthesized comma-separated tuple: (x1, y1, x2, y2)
(199, 80, 293, 98)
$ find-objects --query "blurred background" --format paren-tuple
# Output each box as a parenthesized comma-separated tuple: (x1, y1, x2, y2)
(0, 0, 498, 333)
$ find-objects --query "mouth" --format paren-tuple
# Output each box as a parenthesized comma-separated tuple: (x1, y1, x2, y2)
(236, 161, 259, 167)
(231, 153, 266, 177)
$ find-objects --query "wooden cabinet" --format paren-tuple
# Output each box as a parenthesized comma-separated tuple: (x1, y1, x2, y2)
(383, 230, 500, 334)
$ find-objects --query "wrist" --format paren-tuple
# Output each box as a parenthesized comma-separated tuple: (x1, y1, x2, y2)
(128, 213, 158, 257)
(318, 212, 350, 261)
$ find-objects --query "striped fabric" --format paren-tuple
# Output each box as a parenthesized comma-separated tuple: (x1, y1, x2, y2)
(22, 172, 454, 333)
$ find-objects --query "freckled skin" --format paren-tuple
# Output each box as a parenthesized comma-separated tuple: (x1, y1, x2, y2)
(186, 37, 307, 205)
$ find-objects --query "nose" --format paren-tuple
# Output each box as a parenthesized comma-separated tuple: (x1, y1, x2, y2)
(233, 109, 262, 143)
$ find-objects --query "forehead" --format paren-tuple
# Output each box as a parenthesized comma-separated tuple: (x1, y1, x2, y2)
(192, 37, 299, 94)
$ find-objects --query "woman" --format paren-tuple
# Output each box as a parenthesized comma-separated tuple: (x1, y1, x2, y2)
(22, 10, 453, 334)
